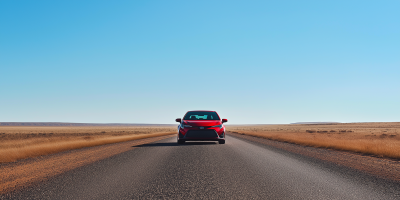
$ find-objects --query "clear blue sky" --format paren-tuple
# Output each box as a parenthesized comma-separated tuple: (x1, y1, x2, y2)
(1, 0, 399, 124)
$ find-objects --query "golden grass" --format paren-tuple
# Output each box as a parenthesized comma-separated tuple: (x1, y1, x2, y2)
(226, 122, 400, 159)
(0, 126, 176, 163)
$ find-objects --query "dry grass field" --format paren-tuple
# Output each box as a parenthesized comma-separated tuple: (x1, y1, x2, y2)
(2, 122, 399, 163)
(226, 122, 400, 159)
(0, 126, 176, 163)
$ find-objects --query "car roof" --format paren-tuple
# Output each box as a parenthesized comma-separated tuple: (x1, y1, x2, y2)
(186, 110, 216, 112)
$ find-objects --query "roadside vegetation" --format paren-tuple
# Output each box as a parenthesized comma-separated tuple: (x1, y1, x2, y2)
(226, 122, 400, 159)
(0, 126, 176, 163)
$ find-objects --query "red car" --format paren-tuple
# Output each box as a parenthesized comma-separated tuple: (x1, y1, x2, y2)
(175, 110, 227, 144)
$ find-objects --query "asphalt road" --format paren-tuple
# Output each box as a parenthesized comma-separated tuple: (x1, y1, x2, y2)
(3, 134, 400, 199)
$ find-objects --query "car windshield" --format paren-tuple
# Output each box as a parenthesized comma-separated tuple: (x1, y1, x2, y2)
(183, 111, 220, 120)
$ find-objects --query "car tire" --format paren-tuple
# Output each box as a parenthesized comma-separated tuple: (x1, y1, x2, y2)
(218, 140, 225, 144)
(177, 139, 185, 144)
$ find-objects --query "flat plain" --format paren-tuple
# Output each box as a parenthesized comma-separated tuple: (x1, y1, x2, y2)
(226, 122, 400, 159)
(1, 122, 400, 199)
(0, 125, 176, 163)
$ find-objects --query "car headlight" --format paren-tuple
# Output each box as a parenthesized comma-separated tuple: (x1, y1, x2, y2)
(211, 124, 223, 128)
(180, 124, 192, 129)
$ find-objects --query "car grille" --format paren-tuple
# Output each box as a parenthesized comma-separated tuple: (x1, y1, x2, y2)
(185, 130, 218, 138)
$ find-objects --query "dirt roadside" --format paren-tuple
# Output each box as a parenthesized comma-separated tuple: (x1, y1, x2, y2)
(0, 126, 177, 162)
(0, 134, 175, 194)
(226, 122, 400, 159)
(229, 132, 400, 182)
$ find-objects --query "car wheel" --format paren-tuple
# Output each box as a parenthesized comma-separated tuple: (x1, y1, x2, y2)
(218, 140, 225, 144)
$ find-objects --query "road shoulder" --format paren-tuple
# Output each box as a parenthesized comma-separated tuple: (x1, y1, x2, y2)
(0, 134, 174, 194)
(228, 132, 400, 182)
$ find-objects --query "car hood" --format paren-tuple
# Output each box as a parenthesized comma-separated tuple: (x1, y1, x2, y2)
(183, 120, 221, 127)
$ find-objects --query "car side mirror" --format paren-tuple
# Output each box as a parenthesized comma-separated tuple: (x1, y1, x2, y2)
(176, 118, 182, 123)
(222, 119, 228, 123)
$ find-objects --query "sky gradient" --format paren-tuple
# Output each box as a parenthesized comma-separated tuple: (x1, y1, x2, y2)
(1, 0, 399, 124)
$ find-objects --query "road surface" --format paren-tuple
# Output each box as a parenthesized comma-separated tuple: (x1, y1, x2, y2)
(3, 134, 400, 199)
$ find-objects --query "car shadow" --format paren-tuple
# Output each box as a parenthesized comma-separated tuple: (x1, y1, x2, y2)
(133, 141, 217, 147)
